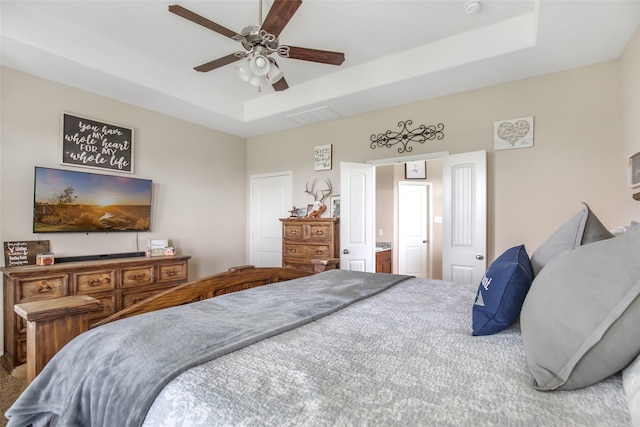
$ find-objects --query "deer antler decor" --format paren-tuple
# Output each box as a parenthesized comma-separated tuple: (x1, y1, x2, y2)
(305, 178, 332, 218)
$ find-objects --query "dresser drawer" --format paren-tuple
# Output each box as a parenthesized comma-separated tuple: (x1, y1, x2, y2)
(121, 288, 167, 309)
(283, 244, 332, 259)
(306, 224, 334, 243)
(87, 294, 117, 324)
(73, 269, 116, 294)
(283, 223, 304, 241)
(158, 262, 188, 284)
(282, 260, 314, 274)
(17, 275, 68, 302)
(121, 265, 155, 288)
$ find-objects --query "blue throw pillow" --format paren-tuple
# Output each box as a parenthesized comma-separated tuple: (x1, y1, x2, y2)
(472, 245, 533, 336)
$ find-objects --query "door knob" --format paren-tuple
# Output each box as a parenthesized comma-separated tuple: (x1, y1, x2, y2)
(475, 254, 484, 260)
(343, 249, 350, 254)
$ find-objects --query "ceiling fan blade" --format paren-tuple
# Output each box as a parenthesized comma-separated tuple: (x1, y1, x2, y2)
(270, 59, 288, 91)
(285, 46, 345, 66)
(261, 0, 302, 38)
(194, 53, 242, 72)
(272, 77, 289, 92)
(169, 5, 240, 40)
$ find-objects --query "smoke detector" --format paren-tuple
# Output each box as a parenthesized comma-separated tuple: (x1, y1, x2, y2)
(465, 1, 482, 15)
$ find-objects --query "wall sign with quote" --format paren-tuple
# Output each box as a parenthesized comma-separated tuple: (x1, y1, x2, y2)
(61, 113, 134, 173)
(314, 144, 332, 171)
(3, 240, 50, 267)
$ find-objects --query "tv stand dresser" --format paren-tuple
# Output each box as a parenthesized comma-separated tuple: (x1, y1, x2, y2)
(1, 255, 190, 373)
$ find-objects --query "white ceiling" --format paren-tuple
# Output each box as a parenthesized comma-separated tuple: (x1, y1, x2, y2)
(2, 1, 639, 138)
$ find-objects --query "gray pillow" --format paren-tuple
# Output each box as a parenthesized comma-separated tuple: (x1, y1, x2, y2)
(529, 202, 613, 276)
(521, 227, 640, 391)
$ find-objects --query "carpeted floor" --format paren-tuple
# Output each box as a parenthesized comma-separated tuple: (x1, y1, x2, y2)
(0, 365, 25, 427)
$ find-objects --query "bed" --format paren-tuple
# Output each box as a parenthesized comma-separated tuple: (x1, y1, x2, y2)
(5, 204, 640, 426)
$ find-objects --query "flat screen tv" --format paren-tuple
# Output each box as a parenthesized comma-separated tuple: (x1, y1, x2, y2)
(33, 166, 152, 233)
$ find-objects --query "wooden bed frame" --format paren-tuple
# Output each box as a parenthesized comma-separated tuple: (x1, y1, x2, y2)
(14, 265, 314, 384)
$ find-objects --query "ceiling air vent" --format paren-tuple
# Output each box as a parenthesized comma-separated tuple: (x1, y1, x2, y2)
(286, 106, 341, 125)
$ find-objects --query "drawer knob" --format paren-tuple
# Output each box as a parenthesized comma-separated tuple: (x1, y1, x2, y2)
(315, 250, 323, 255)
(290, 230, 297, 235)
(37, 283, 52, 293)
(166, 269, 177, 277)
(289, 248, 297, 253)
(89, 279, 103, 287)
(131, 274, 146, 281)
(315, 230, 323, 235)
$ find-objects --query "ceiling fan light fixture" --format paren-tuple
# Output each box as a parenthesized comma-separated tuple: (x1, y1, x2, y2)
(236, 58, 252, 82)
(249, 74, 268, 88)
(249, 54, 271, 76)
(267, 63, 284, 84)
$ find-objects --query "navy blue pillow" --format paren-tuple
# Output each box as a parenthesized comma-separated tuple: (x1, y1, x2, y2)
(472, 245, 533, 336)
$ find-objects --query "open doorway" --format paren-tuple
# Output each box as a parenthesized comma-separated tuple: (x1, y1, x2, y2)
(375, 159, 443, 279)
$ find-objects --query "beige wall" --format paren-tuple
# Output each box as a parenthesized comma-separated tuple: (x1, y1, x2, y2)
(0, 67, 248, 277)
(375, 165, 394, 244)
(375, 160, 443, 279)
(247, 52, 637, 264)
(622, 27, 640, 212)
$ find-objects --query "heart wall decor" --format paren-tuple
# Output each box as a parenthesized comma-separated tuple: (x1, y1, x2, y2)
(494, 116, 534, 150)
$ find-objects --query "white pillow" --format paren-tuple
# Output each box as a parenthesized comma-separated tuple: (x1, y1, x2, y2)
(624, 354, 640, 427)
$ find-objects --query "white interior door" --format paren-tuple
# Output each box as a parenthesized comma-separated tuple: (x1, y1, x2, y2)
(340, 162, 375, 272)
(442, 150, 487, 284)
(398, 181, 429, 278)
(249, 172, 292, 267)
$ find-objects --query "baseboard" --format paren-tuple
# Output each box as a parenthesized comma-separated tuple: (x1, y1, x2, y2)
(55, 252, 145, 263)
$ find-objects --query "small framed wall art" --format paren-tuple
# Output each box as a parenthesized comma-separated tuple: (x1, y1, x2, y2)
(405, 161, 426, 179)
(494, 116, 534, 150)
(629, 150, 640, 188)
(330, 195, 340, 218)
(314, 144, 332, 171)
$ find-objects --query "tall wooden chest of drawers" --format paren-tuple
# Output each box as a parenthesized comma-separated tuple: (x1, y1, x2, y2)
(280, 218, 339, 273)
(1, 255, 190, 372)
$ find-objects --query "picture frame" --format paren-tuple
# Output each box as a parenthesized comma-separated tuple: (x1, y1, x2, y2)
(314, 144, 332, 171)
(629, 150, 640, 188)
(405, 161, 426, 179)
(330, 195, 340, 218)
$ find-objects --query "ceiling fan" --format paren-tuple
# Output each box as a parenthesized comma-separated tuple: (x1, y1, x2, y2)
(169, 0, 346, 92)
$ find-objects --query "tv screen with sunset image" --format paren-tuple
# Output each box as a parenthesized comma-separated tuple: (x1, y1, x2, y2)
(33, 167, 152, 233)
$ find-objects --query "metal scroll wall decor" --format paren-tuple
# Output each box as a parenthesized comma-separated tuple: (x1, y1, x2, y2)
(370, 120, 444, 153)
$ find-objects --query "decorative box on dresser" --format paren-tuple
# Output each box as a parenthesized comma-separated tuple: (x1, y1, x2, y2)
(280, 218, 339, 273)
(1, 255, 190, 373)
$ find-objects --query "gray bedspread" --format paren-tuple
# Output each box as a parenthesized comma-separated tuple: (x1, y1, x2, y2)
(5, 270, 411, 427)
(143, 277, 632, 427)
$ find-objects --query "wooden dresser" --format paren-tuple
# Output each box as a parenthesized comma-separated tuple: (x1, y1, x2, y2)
(280, 218, 339, 273)
(1, 255, 190, 372)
